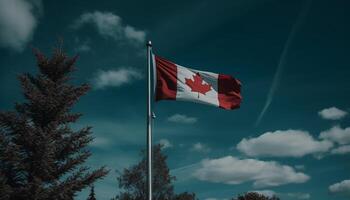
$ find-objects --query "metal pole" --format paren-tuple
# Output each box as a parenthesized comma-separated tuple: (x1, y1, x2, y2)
(146, 40, 152, 200)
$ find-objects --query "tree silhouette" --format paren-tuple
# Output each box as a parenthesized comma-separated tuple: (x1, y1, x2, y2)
(232, 192, 280, 200)
(0, 46, 108, 200)
(113, 144, 196, 200)
(87, 185, 97, 200)
(173, 192, 196, 200)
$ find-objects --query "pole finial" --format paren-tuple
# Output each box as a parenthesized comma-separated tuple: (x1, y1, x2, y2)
(147, 40, 152, 47)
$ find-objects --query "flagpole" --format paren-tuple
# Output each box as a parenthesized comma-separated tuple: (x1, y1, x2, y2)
(146, 40, 153, 200)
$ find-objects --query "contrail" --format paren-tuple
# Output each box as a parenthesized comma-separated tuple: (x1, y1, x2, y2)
(255, 0, 313, 126)
(170, 162, 201, 183)
(170, 162, 200, 173)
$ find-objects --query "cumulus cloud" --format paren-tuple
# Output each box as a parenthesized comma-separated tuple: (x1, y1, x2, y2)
(194, 156, 309, 188)
(159, 139, 173, 149)
(191, 142, 211, 153)
(319, 126, 350, 145)
(329, 180, 350, 196)
(93, 68, 142, 89)
(252, 190, 276, 197)
(167, 114, 197, 124)
(331, 145, 350, 155)
(237, 130, 333, 157)
(318, 107, 347, 120)
(0, 0, 42, 51)
(72, 11, 145, 44)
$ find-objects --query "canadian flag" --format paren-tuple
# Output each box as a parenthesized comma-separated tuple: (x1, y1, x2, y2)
(153, 55, 242, 110)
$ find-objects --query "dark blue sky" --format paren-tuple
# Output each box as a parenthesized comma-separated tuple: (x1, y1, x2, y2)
(0, 0, 349, 199)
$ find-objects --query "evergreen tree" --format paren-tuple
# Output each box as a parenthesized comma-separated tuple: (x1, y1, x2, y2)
(0, 46, 108, 200)
(113, 144, 196, 200)
(87, 185, 97, 200)
(173, 192, 196, 200)
(232, 192, 280, 200)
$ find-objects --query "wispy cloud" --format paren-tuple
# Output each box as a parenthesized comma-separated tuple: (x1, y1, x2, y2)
(255, 0, 312, 125)
(237, 129, 333, 157)
(74, 38, 91, 53)
(170, 163, 200, 173)
(75, 43, 91, 52)
(191, 142, 211, 153)
(159, 139, 173, 149)
(0, 0, 42, 51)
(72, 11, 146, 44)
(93, 68, 142, 89)
(318, 107, 348, 120)
(194, 156, 309, 188)
(167, 114, 197, 124)
(286, 193, 311, 199)
(90, 136, 111, 148)
(170, 162, 201, 183)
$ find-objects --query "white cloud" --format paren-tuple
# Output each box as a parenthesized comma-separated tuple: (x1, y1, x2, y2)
(318, 107, 347, 120)
(72, 11, 145, 44)
(194, 156, 309, 188)
(73, 37, 91, 53)
(167, 114, 197, 124)
(329, 180, 350, 196)
(93, 68, 142, 89)
(286, 193, 310, 199)
(0, 0, 42, 51)
(252, 190, 310, 199)
(252, 190, 276, 197)
(75, 43, 91, 52)
(159, 139, 173, 149)
(331, 145, 350, 155)
(191, 142, 211, 153)
(90, 137, 111, 148)
(124, 25, 146, 44)
(237, 130, 333, 157)
(320, 126, 350, 145)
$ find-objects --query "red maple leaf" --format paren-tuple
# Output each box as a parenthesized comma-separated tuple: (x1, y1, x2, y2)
(185, 73, 212, 98)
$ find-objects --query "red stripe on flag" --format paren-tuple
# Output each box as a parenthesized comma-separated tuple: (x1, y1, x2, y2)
(155, 56, 177, 101)
(218, 74, 242, 110)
